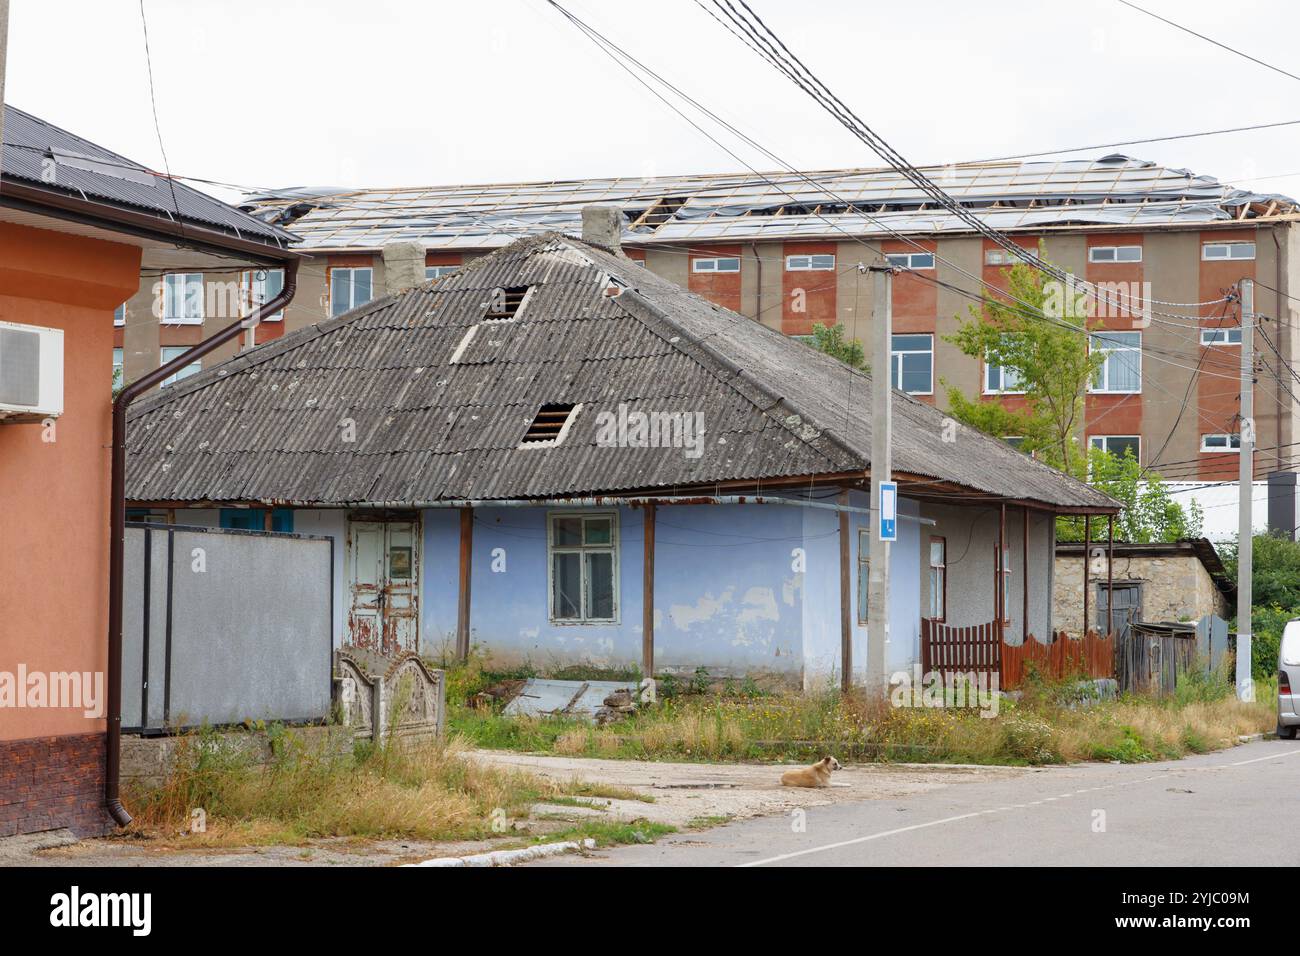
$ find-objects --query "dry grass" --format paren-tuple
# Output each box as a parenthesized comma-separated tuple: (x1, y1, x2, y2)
(126, 729, 567, 847)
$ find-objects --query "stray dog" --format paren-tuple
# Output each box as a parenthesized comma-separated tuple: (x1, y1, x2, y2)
(780, 756, 843, 788)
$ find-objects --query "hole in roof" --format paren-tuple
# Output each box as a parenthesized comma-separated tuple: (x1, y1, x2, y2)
(520, 403, 577, 446)
(485, 285, 531, 321)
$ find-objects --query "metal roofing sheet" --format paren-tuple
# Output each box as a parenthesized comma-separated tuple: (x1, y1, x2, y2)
(239, 156, 1296, 251)
(126, 232, 1116, 511)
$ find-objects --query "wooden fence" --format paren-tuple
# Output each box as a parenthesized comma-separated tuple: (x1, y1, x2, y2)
(920, 621, 1115, 689)
(1000, 631, 1115, 689)
(920, 619, 1001, 684)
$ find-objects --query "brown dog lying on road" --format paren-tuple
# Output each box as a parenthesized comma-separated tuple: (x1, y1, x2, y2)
(780, 756, 843, 788)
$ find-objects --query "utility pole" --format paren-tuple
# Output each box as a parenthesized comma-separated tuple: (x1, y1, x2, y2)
(1237, 278, 1255, 702)
(867, 263, 893, 693)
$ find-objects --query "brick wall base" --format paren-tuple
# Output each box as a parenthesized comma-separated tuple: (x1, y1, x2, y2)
(0, 732, 114, 839)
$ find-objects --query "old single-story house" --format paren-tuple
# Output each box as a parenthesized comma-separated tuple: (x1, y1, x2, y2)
(1054, 538, 1233, 635)
(125, 220, 1117, 689)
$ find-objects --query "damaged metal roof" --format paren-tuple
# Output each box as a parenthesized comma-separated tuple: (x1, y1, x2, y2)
(1, 105, 296, 248)
(239, 155, 1298, 252)
(125, 232, 1117, 511)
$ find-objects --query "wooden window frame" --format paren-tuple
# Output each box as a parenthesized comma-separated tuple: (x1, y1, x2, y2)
(547, 511, 620, 625)
(927, 535, 947, 622)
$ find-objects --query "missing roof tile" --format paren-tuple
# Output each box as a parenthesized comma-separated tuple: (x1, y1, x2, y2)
(520, 403, 578, 446)
(485, 285, 532, 321)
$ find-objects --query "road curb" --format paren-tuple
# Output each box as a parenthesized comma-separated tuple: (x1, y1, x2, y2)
(404, 838, 596, 867)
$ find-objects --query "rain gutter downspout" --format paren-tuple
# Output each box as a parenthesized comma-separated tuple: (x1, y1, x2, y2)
(104, 260, 299, 827)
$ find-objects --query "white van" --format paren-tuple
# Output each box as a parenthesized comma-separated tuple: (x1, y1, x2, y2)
(1280, 621, 1300, 739)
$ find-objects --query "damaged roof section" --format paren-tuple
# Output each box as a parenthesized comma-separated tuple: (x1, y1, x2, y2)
(125, 231, 1117, 512)
(238, 155, 1299, 251)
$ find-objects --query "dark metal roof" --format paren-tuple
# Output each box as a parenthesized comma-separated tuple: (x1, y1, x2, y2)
(1, 104, 295, 248)
(125, 232, 1117, 510)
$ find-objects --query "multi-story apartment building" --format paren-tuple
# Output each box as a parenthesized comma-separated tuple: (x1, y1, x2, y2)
(114, 156, 1300, 517)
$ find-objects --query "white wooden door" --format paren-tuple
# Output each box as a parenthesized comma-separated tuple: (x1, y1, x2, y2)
(347, 518, 419, 656)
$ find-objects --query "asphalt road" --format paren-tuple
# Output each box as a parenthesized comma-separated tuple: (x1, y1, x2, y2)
(534, 738, 1300, 866)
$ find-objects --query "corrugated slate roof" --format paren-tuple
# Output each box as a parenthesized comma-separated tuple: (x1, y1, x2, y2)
(125, 232, 1116, 511)
(239, 155, 1298, 251)
(1, 104, 295, 247)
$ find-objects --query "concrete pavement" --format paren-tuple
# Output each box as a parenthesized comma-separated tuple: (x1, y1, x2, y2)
(533, 738, 1300, 866)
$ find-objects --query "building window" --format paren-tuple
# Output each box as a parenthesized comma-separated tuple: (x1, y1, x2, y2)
(162, 273, 204, 325)
(857, 528, 870, 625)
(112, 348, 124, 390)
(1089, 331, 1141, 393)
(220, 508, 293, 532)
(329, 266, 373, 318)
(1202, 241, 1255, 261)
(691, 257, 740, 273)
(159, 346, 201, 387)
(549, 512, 618, 623)
(1088, 245, 1142, 264)
(1089, 435, 1141, 462)
(1200, 327, 1242, 345)
(885, 252, 934, 270)
(928, 536, 946, 621)
(984, 249, 1030, 266)
(890, 334, 933, 394)
(1201, 433, 1242, 452)
(241, 268, 285, 321)
(984, 339, 1025, 394)
(114, 303, 127, 328)
(786, 254, 835, 271)
(426, 265, 459, 280)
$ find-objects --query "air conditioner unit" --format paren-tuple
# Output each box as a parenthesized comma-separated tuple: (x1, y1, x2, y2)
(0, 321, 64, 422)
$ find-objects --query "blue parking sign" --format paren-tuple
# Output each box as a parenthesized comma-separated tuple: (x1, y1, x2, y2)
(879, 481, 897, 542)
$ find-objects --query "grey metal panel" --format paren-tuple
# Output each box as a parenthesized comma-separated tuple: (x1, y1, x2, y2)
(121, 528, 145, 731)
(163, 529, 332, 727)
(144, 533, 170, 729)
(125, 233, 1116, 511)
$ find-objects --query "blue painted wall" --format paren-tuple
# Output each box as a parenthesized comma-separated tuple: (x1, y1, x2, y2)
(419, 497, 924, 684)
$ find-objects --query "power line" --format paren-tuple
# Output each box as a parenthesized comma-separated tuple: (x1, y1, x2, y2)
(137, 0, 184, 244)
(1116, 0, 1300, 85)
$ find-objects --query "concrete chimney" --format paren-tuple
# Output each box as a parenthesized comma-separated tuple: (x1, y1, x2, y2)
(581, 205, 623, 254)
(382, 241, 426, 296)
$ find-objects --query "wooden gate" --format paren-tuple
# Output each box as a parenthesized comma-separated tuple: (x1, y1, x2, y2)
(920, 619, 1001, 683)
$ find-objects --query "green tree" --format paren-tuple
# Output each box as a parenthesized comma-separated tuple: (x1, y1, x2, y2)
(944, 246, 1198, 543)
(1220, 534, 1300, 609)
(807, 322, 868, 372)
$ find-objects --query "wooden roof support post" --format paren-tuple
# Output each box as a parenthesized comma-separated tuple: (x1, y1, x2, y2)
(1022, 506, 1029, 641)
(642, 503, 656, 679)
(1083, 515, 1091, 638)
(1107, 514, 1115, 638)
(839, 489, 852, 693)
(457, 506, 473, 661)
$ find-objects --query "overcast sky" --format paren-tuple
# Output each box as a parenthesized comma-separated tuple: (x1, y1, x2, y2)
(7, 0, 1300, 203)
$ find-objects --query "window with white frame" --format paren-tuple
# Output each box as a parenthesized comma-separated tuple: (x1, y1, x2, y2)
(1089, 331, 1141, 392)
(984, 248, 1031, 266)
(785, 253, 835, 271)
(159, 346, 201, 387)
(891, 334, 933, 394)
(984, 338, 1025, 394)
(691, 257, 740, 273)
(113, 303, 126, 327)
(1088, 245, 1142, 264)
(1201, 433, 1242, 452)
(426, 265, 459, 280)
(112, 348, 123, 389)
(549, 513, 618, 623)
(329, 266, 373, 318)
(241, 268, 285, 321)
(1089, 435, 1141, 462)
(885, 252, 934, 270)
(928, 537, 946, 621)
(996, 546, 1011, 623)
(1202, 241, 1255, 261)
(1200, 327, 1243, 345)
(162, 273, 203, 324)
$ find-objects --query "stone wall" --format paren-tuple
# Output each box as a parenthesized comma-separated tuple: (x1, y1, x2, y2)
(1054, 552, 1229, 632)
